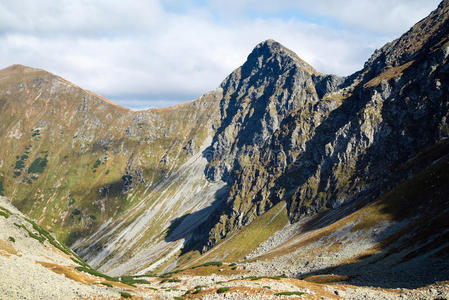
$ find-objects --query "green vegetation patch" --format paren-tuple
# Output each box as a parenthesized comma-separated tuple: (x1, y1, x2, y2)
(302, 274, 350, 284)
(160, 277, 181, 284)
(93, 159, 101, 169)
(191, 201, 288, 264)
(68, 195, 75, 206)
(192, 285, 205, 294)
(159, 273, 173, 278)
(120, 275, 151, 286)
(100, 282, 112, 287)
(8, 236, 15, 243)
(14, 153, 30, 176)
(75, 266, 118, 282)
(14, 222, 45, 243)
(31, 128, 40, 137)
(76, 267, 145, 287)
(0, 178, 4, 196)
(216, 287, 230, 294)
(173, 297, 184, 300)
(231, 275, 287, 282)
(120, 291, 132, 298)
(0, 206, 12, 218)
(191, 261, 222, 268)
(0, 210, 10, 218)
(275, 291, 305, 296)
(24, 218, 74, 256)
(27, 155, 48, 174)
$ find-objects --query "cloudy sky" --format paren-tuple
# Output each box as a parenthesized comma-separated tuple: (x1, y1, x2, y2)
(0, 0, 440, 109)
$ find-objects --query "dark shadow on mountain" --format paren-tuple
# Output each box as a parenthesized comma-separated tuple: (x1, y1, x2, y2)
(164, 184, 230, 255)
(295, 244, 449, 289)
(266, 34, 449, 236)
(291, 152, 449, 289)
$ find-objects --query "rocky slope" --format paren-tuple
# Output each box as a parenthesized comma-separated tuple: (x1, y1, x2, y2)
(0, 0, 448, 291)
(2, 195, 449, 299)
(0, 196, 117, 299)
(200, 0, 449, 251)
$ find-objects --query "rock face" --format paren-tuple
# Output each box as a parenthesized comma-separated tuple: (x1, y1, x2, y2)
(204, 39, 343, 183)
(201, 0, 449, 248)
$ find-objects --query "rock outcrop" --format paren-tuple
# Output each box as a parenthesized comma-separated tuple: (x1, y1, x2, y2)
(201, 0, 449, 248)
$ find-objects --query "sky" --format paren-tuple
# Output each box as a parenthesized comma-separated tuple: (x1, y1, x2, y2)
(0, 0, 441, 110)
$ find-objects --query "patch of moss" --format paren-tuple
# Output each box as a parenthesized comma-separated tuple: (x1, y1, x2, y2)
(8, 236, 15, 243)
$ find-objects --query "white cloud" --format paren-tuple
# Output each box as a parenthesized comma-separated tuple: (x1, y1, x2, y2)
(0, 0, 441, 109)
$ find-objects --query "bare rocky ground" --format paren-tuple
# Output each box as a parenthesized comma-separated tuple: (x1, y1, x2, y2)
(1, 196, 449, 299)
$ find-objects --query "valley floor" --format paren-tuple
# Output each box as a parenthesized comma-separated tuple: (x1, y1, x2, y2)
(1, 196, 449, 299)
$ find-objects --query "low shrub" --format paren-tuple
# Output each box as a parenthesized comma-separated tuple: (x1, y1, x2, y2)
(120, 291, 132, 298)
(275, 291, 305, 296)
(100, 282, 112, 287)
(216, 287, 230, 294)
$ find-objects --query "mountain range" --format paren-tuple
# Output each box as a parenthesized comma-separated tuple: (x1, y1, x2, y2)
(1, 1, 449, 299)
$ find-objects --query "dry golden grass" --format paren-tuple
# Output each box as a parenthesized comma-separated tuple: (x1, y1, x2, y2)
(0, 239, 19, 257)
(286, 278, 340, 299)
(303, 274, 351, 284)
(37, 261, 93, 284)
(249, 206, 358, 262)
(36, 261, 130, 289)
(176, 264, 245, 277)
(364, 61, 414, 87)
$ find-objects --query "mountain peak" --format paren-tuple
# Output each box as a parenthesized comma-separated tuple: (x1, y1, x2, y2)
(248, 39, 318, 74)
(0, 64, 45, 76)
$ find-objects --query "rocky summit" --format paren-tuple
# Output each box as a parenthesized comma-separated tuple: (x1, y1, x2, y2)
(0, 1, 449, 299)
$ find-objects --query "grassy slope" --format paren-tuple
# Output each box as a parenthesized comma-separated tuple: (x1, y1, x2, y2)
(0, 65, 219, 249)
(172, 201, 289, 270)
